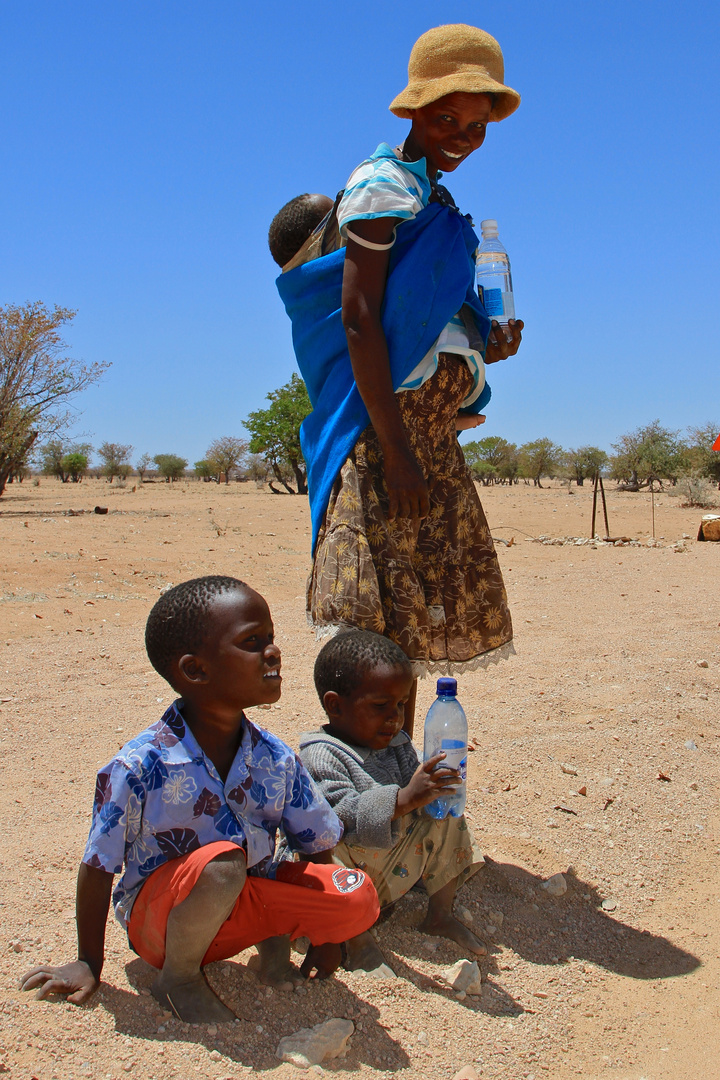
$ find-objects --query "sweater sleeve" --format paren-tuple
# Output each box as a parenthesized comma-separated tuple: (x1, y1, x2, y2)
(299, 742, 399, 850)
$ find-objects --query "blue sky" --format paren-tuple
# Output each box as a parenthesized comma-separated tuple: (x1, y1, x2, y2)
(1, 0, 718, 467)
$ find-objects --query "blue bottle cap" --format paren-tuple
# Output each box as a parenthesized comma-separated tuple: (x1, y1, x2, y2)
(436, 677, 457, 696)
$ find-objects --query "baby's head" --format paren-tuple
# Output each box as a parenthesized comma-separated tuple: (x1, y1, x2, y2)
(145, 575, 281, 710)
(268, 193, 334, 267)
(314, 630, 414, 750)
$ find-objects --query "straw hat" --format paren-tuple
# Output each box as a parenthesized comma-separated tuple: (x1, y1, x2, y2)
(389, 24, 520, 122)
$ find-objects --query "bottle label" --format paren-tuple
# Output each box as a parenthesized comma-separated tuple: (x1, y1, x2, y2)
(479, 286, 504, 317)
(440, 738, 467, 774)
(502, 290, 515, 319)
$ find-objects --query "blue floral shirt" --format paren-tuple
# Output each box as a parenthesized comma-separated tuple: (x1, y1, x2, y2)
(82, 701, 343, 926)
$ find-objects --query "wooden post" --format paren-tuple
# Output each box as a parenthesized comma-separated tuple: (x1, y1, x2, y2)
(591, 472, 599, 539)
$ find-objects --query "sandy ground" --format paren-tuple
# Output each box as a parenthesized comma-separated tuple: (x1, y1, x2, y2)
(0, 476, 718, 1080)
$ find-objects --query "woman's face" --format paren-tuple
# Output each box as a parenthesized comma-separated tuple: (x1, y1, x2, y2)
(408, 92, 493, 177)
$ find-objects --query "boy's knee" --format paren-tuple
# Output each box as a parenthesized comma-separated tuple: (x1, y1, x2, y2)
(333, 869, 380, 937)
(202, 847, 247, 890)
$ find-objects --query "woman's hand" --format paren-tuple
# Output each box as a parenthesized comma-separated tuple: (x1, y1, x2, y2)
(384, 444, 430, 520)
(394, 754, 461, 817)
(484, 318, 524, 364)
(19, 960, 99, 1004)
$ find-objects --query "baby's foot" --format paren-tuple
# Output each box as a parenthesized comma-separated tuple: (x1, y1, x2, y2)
(254, 937, 303, 990)
(343, 931, 389, 973)
(419, 912, 487, 957)
(152, 971, 236, 1023)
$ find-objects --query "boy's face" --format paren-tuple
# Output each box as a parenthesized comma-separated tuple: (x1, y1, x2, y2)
(323, 663, 414, 751)
(178, 588, 282, 715)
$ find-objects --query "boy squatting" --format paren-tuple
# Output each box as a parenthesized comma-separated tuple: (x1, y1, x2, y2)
(20, 576, 379, 1024)
(300, 629, 486, 972)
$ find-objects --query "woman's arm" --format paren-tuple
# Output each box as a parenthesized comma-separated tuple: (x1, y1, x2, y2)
(341, 218, 430, 520)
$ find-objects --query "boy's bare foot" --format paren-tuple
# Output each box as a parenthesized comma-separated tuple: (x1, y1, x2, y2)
(343, 930, 389, 972)
(151, 971, 236, 1023)
(419, 911, 487, 957)
(254, 936, 302, 990)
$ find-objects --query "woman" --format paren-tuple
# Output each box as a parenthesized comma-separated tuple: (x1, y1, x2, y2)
(277, 25, 523, 733)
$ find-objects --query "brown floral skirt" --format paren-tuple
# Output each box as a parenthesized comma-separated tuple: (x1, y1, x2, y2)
(307, 354, 513, 675)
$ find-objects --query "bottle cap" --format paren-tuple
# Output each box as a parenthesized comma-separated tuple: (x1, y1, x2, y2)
(436, 677, 457, 696)
(480, 218, 499, 237)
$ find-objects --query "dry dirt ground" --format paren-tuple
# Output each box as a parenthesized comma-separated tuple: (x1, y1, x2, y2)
(0, 477, 718, 1080)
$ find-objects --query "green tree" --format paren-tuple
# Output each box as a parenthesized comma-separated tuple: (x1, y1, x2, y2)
(98, 442, 133, 482)
(463, 436, 518, 485)
(0, 303, 108, 497)
(153, 453, 187, 482)
(38, 439, 93, 482)
(610, 421, 688, 489)
(564, 446, 609, 486)
(205, 436, 248, 484)
(246, 374, 311, 494)
(685, 421, 720, 488)
(518, 438, 564, 487)
(194, 459, 216, 481)
(61, 451, 89, 482)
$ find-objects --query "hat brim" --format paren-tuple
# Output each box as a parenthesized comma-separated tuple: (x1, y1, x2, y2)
(389, 74, 520, 122)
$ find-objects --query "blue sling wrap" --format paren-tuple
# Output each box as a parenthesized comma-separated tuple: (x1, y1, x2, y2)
(275, 202, 492, 552)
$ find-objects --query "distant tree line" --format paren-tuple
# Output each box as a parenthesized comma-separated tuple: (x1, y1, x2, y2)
(3, 306, 717, 502)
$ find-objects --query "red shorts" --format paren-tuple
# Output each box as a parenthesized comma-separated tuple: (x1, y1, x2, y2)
(128, 842, 379, 969)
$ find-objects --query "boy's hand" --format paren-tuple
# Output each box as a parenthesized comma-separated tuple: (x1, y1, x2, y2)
(484, 318, 524, 363)
(395, 754, 461, 817)
(19, 960, 99, 1004)
(299, 942, 342, 980)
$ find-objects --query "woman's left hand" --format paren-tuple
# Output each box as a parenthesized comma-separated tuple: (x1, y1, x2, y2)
(485, 318, 524, 364)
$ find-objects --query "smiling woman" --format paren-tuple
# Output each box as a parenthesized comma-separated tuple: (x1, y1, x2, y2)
(277, 24, 525, 734)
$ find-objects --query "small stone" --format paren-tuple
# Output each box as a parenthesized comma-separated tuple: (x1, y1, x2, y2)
(601, 899, 617, 912)
(455, 990, 467, 1000)
(209, 1050, 222, 1062)
(533, 991, 549, 999)
(458, 905, 473, 925)
(696, 660, 709, 668)
(540, 873, 567, 897)
(364, 963, 397, 980)
(276, 1018, 354, 1068)
(11, 942, 24, 953)
(417, 1031, 428, 1045)
(488, 909, 504, 927)
(443, 959, 483, 995)
(685, 740, 698, 751)
(577, 785, 587, 796)
(122, 1065, 134, 1073)
(206, 1025, 218, 1036)
(452, 1067, 480, 1080)
(689, 782, 699, 791)
(560, 763, 578, 776)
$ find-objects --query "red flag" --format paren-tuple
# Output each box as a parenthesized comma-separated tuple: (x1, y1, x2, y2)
(714, 432, 720, 451)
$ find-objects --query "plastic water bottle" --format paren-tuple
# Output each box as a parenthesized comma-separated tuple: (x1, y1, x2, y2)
(476, 218, 515, 339)
(422, 677, 468, 819)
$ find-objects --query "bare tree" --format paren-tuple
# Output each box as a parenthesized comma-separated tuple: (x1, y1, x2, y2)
(98, 442, 133, 482)
(136, 453, 152, 481)
(0, 303, 108, 496)
(205, 436, 248, 484)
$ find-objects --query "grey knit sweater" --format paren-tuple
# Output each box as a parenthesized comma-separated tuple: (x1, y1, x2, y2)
(298, 728, 419, 850)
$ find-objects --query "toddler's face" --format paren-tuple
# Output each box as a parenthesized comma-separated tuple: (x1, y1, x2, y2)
(324, 663, 414, 751)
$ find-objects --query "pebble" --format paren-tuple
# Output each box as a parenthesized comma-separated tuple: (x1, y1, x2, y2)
(452, 1067, 480, 1080)
(560, 763, 578, 776)
(209, 1050, 222, 1061)
(540, 873, 567, 897)
(488, 909, 504, 927)
(276, 1019, 354, 1068)
(364, 963, 397, 980)
(696, 659, 709, 668)
(689, 782, 699, 791)
(443, 959, 483, 995)
(601, 899, 617, 912)
(685, 740, 699, 751)
(206, 1025, 218, 1036)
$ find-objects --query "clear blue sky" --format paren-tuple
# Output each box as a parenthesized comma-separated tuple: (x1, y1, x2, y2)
(2, 0, 718, 466)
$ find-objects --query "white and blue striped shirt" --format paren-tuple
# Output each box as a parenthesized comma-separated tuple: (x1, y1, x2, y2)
(338, 144, 485, 408)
